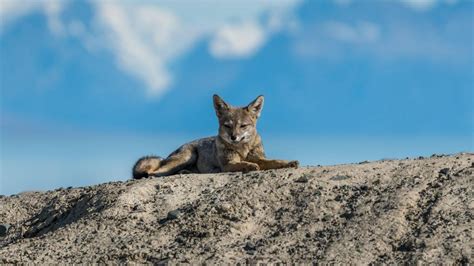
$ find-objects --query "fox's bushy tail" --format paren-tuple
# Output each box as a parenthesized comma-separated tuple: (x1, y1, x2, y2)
(132, 155, 163, 179)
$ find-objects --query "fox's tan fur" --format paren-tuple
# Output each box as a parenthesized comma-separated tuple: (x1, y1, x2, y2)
(132, 94, 299, 179)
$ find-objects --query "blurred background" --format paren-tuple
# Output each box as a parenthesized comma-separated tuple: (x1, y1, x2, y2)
(0, 0, 472, 195)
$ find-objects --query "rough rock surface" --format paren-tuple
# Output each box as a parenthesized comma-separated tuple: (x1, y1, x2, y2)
(1, 153, 472, 264)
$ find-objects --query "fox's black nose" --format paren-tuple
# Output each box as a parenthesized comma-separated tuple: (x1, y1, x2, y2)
(231, 135, 237, 141)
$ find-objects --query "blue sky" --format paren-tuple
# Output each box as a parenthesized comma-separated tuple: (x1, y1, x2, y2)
(1, 0, 473, 195)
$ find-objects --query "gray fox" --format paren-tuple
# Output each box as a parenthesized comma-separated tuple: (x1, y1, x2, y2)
(132, 95, 299, 179)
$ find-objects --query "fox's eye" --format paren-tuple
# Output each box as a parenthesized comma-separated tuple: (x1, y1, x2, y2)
(224, 124, 232, 129)
(241, 124, 249, 128)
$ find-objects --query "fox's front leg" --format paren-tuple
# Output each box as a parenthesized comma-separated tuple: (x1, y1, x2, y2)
(219, 151, 260, 173)
(247, 145, 299, 170)
(248, 157, 299, 170)
(222, 161, 260, 173)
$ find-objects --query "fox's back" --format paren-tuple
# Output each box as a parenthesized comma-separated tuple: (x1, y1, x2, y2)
(183, 137, 221, 173)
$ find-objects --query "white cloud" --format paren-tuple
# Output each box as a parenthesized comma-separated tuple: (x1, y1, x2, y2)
(292, 20, 381, 60)
(324, 21, 380, 43)
(210, 21, 265, 59)
(67, 20, 86, 38)
(331, 0, 459, 10)
(293, 12, 471, 65)
(333, 0, 353, 7)
(93, 3, 178, 96)
(401, 0, 437, 11)
(0, 0, 301, 97)
(0, 0, 38, 29)
(400, 0, 458, 11)
(42, 0, 65, 35)
(0, 0, 66, 34)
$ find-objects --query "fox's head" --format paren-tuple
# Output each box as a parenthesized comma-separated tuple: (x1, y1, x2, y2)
(213, 94, 264, 145)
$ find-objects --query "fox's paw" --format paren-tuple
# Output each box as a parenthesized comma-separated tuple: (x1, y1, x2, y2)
(149, 171, 166, 178)
(242, 163, 260, 173)
(179, 169, 193, 175)
(287, 160, 299, 168)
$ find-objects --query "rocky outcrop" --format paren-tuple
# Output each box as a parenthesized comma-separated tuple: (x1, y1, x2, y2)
(0, 153, 472, 264)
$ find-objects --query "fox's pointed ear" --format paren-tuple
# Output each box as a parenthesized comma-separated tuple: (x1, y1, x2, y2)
(213, 94, 230, 117)
(246, 95, 264, 118)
